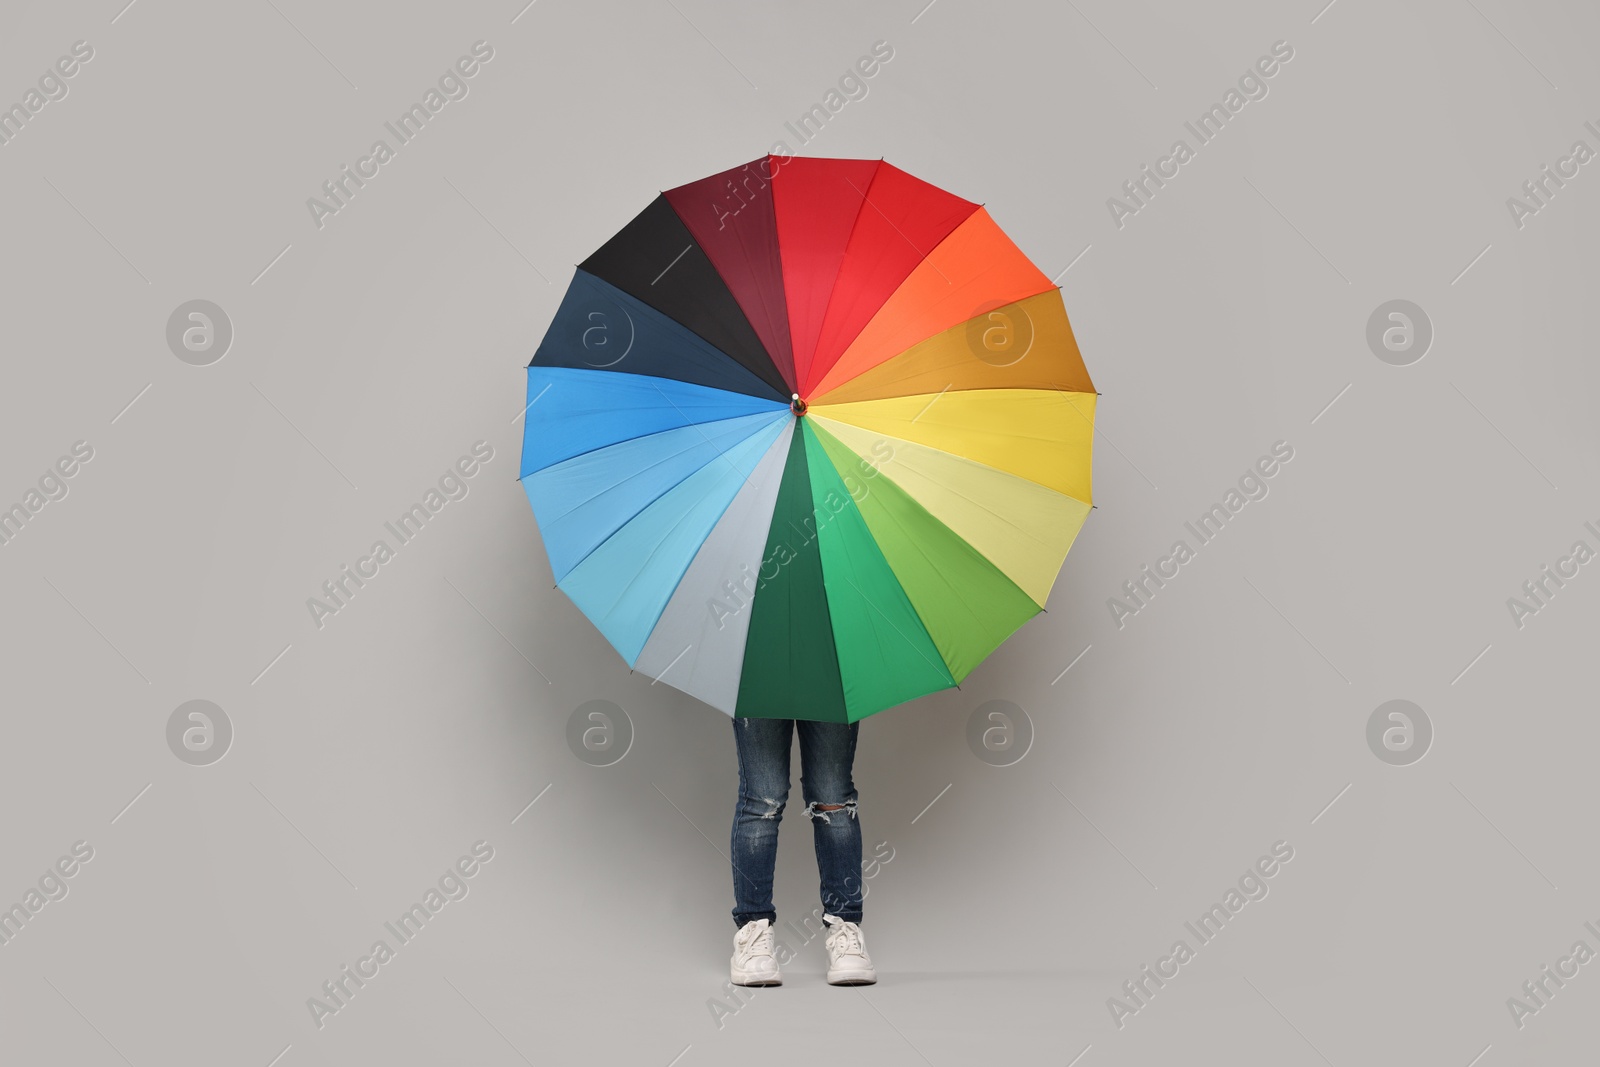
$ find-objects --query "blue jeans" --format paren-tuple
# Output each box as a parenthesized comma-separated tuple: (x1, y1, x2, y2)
(730, 718, 862, 927)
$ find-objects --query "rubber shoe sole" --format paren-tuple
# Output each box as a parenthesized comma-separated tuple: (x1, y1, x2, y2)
(730, 964, 782, 987)
(827, 967, 877, 986)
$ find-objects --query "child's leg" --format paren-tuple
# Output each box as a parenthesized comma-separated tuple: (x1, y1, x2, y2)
(795, 719, 862, 923)
(730, 717, 794, 927)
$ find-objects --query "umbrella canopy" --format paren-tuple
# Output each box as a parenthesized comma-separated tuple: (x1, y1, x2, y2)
(520, 156, 1095, 723)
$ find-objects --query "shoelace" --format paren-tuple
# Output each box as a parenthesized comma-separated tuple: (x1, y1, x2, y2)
(827, 921, 865, 957)
(737, 922, 775, 963)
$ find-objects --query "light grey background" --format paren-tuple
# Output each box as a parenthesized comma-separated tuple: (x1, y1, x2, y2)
(1, 0, 1596, 1064)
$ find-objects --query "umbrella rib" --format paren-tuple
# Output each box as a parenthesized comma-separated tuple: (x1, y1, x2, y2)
(837, 524, 899, 684)
(810, 413, 1091, 512)
(590, 423, 792, 652)
(539, 412, 780, 527)
(651, 243, 694, 286)
(536, 413, 788, 582)
(856, 494, 973, 673)
(521, 369, 787, 477)
(796, 163, 883, 394)
(648, 378, 779, 483)
(837, 172, 953, 285)
(893, 464, 1063, 549)
(863, 466, 1028, 633)
(813, 291, 1079, 403)
(589, 473, 730, 624)
(809, 172, 970, 393)
(812, 423, 1033, 633)
(838, 566, 949, 682)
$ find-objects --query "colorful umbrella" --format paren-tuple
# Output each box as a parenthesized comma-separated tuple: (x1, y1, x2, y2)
(520, 155, 1095, 723)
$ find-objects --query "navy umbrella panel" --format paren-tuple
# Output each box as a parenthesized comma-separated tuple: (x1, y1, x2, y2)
(531, 270, 782, 401)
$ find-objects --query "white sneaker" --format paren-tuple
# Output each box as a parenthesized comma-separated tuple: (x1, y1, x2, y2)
(823, 914, 876, 985)
(730, 919, 782, 986)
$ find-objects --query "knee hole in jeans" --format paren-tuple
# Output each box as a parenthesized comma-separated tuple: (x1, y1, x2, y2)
(803, 799, 858, 824)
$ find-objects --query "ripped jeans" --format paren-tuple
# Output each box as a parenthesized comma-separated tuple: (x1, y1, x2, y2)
(730, 717, 862, 927)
